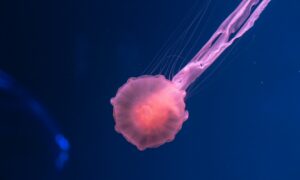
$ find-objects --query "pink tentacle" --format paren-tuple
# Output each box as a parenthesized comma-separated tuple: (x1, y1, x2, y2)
(172, 0, 271, 90)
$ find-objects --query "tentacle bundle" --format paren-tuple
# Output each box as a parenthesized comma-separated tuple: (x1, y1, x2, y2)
(111, 75, 188, 150)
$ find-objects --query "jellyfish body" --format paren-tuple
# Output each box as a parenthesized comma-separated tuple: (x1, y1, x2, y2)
(111, 0, 271, 150)
(111, 75, 188, 150)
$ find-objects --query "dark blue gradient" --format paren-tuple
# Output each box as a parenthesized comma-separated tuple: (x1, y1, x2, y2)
(1, 0, 300, 180)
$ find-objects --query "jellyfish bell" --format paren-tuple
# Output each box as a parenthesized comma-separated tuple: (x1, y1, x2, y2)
(111, 75, 188, 150)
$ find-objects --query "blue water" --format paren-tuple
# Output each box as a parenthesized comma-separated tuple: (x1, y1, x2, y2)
(1, 0, 300, 180)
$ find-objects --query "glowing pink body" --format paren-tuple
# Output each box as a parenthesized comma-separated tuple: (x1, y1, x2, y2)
(111, 0, 271, 150)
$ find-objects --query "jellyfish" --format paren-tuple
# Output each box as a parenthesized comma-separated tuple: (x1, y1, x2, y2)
(111, 0, 271, 151)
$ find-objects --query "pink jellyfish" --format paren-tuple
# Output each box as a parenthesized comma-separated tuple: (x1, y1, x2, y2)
(111, 0, 271, 151)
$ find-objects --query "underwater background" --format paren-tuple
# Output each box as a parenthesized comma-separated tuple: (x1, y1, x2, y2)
(1, 0, 300, 179)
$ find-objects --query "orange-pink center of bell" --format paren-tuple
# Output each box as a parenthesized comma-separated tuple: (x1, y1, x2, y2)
(133, 91, 173, 132)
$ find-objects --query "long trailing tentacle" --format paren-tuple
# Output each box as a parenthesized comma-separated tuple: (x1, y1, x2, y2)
(172, 0, 271, 90)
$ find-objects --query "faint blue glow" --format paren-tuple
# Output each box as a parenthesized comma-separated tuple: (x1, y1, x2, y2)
(0, 70, 12, 90)
(55, 134, 70, 170)
(0, 70, 71, 171)
(27, 99, 58, 133)
(28, 92, 71, 170)
(55, 134, 70, 151)
(55, 151, 69, 170)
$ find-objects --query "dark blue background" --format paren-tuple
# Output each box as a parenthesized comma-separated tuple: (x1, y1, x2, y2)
(1, 0, 300, 179)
